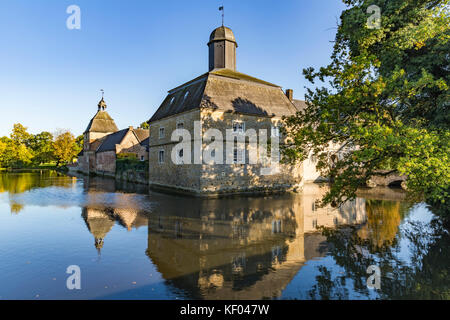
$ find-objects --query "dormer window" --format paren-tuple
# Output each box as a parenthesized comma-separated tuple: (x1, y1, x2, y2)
(183, 91, 190, 102)
(169, 97, 175, 105)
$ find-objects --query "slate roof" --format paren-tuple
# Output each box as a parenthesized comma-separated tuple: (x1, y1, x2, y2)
(292, 99, 308, 113)
(149, 69, 298, 123)
(84, 110, 119, 134)
(96, 129, 129, 153)
(96, 127, 149, 153)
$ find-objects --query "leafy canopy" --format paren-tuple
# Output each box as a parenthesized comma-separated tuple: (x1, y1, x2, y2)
(282, 0, 449, 214)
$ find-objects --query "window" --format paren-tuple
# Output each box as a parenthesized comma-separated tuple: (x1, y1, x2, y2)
(159, 127, 165, 139)
(158, 150, 165, 163)
(176, 122, 184, 129)
(179, 149, 183, 158)
(272, 220, 282, 234)
(312, 219, 318, 229)
(211, 149, 216, 158)
(233, 147, 244, 164)
(232, 121, 245, 133)
(183, 91, 190, 102)
(140, 155, 145, 161)
(169, 97, 175, 105)
(271, 125, 280, 137)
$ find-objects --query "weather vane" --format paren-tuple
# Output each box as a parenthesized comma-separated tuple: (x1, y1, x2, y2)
(219, 5, 224, 26)
(100, 89, 104, 99)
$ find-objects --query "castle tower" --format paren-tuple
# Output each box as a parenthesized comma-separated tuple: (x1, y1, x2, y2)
(83, 97, 119, 151)
(208, 26, 238, 71)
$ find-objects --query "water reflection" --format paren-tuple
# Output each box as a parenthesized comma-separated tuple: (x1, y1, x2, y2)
(0, 170, 77, 214)
(143, 184, 369, 299)
(0, 171, 447, 300)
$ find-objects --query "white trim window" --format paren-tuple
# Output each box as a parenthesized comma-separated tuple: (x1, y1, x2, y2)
(271, 125, 280, 137)
(158, 150, 165, 164)
(233, 147, 245, 164)
(159, 127, 165, 139)
(232, 121, 245, 134)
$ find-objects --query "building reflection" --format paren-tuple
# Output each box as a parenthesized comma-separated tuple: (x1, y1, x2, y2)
(144, 184, 367, 299)
(80, 176, 151, 252)
(76, 178, 406, 299)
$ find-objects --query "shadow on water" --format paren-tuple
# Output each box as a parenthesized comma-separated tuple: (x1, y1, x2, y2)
(0, 170, 448, 300)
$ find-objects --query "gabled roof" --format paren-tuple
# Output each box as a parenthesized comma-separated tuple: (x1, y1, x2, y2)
(140, 137, 149, 147)
(84, 110, 119, 134)
(149, 68, 297, 123)
(96, 127, 150, 153)
(96, 129, 129, 153)
(133, 128, 150, 142)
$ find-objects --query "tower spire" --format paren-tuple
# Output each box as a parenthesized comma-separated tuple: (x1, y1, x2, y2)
(98, 89, 107, 111)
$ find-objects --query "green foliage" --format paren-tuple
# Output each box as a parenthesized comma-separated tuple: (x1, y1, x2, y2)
(75, 135, 84, 152)
(0, 124, 33, 168)
(138, 121, 149, 129)
(0, 124, 82, 168)
(282, 0, 450, 214)
(53, 131, 78, 165)
(27, 131, 55, 165)
(117, 153, 138, 160)
(116, 158, 148, 172)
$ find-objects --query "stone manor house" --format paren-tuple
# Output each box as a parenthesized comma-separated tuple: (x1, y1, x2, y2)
(75, 25, 325, 196)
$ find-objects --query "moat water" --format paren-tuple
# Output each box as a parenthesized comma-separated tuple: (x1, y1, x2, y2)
(0, 170, 448, 300)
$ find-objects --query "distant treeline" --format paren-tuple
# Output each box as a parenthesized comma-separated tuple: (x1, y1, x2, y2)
(0, 123, 83, 168)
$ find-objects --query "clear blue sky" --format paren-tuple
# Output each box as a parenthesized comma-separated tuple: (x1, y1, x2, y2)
(0, 0, 346, 137)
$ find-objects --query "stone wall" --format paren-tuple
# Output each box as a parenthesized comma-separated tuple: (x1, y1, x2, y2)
(199, 109, 303, 195)
(148, 108, 303, 196)
(95, 150, 116, 175)
(148, 109, 202, 193)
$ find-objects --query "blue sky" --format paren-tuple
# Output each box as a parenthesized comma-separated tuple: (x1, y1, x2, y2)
(0, 0, 346, 136)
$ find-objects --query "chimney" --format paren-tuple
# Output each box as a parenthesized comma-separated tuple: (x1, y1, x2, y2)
(285, 89, 293, 101)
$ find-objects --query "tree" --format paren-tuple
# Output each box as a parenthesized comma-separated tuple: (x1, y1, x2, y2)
(6, 124, 33, 167)
(282, 0, 449, 214)
(27, 131, 55, 165)
(53, 131, 78, 165)
(138, 121, 149, 129)
(11, 123, 31, 145)
(0, 138, 8, 167)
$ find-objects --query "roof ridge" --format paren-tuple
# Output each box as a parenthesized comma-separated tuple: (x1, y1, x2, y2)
(209, 69, 280, 88)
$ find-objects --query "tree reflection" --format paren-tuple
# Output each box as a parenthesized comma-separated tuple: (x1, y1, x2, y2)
(308, 201, 450, 300)
(0, 170, 76, 213)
